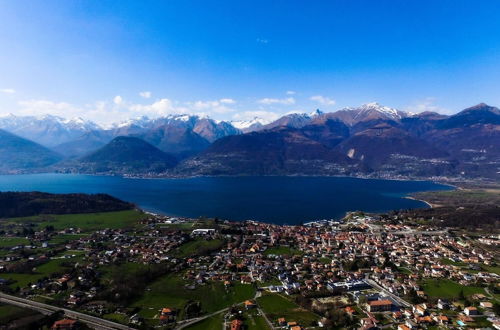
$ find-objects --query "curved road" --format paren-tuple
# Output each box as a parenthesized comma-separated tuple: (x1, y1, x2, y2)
(0, 292, 133, 330)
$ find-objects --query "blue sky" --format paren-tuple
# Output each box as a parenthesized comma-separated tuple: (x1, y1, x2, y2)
(0, 0, 499, 125)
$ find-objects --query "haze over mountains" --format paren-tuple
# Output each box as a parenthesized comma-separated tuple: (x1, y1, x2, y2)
(0, 102, 499, 179)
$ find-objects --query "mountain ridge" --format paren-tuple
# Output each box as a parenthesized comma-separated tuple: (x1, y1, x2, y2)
(2, 102, 499, 180)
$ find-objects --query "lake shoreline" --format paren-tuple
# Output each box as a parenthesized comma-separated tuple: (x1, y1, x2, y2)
(0, 173, 455, 224)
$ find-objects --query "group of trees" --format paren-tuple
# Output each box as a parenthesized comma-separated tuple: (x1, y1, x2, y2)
(0, 191, 134, 218)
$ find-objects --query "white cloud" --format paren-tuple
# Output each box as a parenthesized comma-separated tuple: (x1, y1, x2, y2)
(232, 110, 280, 123)
(7, 94, 277, 126)
(219, 98, 236, 104)
(405, 97, 449, 114)
(310, 95, 336, 106)
(0, 88, 16, 94)
(130, 98, 180, 115)
(139, 91, 152, 99)
(189, 99, 236, 114)
(257, 97, 295, 105)
(286, 90, 296, 95)
(256, 38, 269, 44)
(17, 99, 81, 117)
(113, 95, 123, 105)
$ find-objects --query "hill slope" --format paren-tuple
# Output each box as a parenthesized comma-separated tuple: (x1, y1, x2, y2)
(76, 136, 177, 174)
(0, 129, 62, 172)
(175, 103, 500, 179)
(0, 191, 134, 218)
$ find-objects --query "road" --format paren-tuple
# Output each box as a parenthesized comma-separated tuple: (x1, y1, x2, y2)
(365, 279, 411, 308)
(0, 292, 133, 330)
(176, 307, 230, 329)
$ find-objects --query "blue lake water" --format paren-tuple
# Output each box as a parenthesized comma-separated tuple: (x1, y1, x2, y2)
(0, 174, 453, 224)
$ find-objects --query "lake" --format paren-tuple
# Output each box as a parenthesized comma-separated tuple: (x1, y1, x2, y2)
(0, 174, 453, 224)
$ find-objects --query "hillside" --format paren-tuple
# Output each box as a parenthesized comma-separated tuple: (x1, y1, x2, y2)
(175, 103, 500, 179)
(76, 136, 177, 174)
(0, 129, 62, 173)
(176, 126, 354, 176)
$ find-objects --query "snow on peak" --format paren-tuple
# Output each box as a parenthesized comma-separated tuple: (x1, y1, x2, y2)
(358, 102, 406, 120)
(309, 109, 324, 117)
(231, 117, 267, 129)
(113, 115, 151, 128)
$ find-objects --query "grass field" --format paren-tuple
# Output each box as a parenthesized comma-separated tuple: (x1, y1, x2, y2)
(421, 279, 485, 298)
(0, 303, 40, 325)
(48, 233, 87, 244)
(2, 251, 85, 288)
(185, 313, 224, 330)
(244, 309, 271, 330)
(4, 210, 146, 232)
(103, 313, 130, 324)
(0, 237, 30, 248)
(171, 238, 224, 258)
(256, 293, 319, 327)
(263, 246, 303, 256)
(132, 274, 255, 321)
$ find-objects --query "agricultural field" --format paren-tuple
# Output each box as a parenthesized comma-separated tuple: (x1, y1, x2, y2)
(243, 309, 271, 330)
(131, 274, 255, 323)
(1, 209, 146, 233)
(0, 303, 42, 325)
(256, 292, 319, 327)
(421, 279, 485, 299)
(2, 251, 85, 288)
(170, 238, 224, 258)
(0, 237, 30, 248)
(184, 313, 224, 330)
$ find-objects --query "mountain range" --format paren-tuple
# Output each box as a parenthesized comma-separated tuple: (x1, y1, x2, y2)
(0, 103, 499, 180)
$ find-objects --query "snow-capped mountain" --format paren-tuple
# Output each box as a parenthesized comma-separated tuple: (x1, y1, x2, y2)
(261, 108, 324, 130)
(112, 114, 240, 143)
(0, 114, 101, 147)
(305, 102, 409, 127)
(231, 117, 269, 132)
(326, 102, 409, 126)
(351, 102, 407, 120)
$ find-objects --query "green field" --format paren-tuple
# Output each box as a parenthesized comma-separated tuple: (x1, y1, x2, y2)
(132, 274, 255, 321)
(421, 279, 485, 298)
(185, 313, 224, 330)
(103, 313, 130, 324)
(3, 251, 85, 288)
(171, 238, 224, 258)
(257, 293, 319, 327)
(0, 237, 30, 248)
(0, 303, 40, 325)
(263, 246, 303, 256)
(4, 210, 145, 232)
(48, 233, 88, 245)
(244, 309, 271, 330)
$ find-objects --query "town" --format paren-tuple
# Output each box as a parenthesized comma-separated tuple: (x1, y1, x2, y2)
(0, 209, 499, 329)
